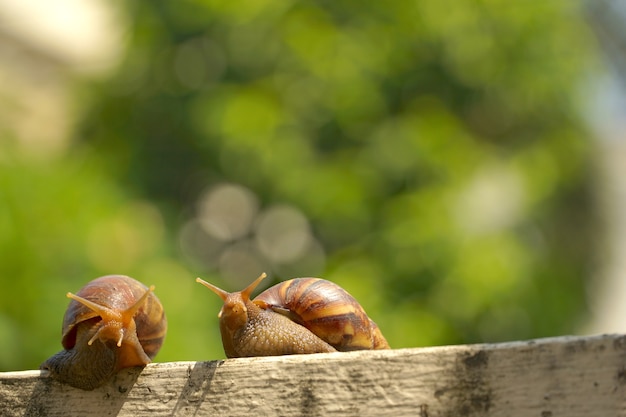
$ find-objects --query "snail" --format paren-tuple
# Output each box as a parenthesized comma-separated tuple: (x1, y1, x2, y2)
(41, 275, 167, 390)
(196, 273, 389, 358)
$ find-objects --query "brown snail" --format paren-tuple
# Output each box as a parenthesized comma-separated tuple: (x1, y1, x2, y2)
(41, 275, 167, 390)
(196, 273, 389, 358)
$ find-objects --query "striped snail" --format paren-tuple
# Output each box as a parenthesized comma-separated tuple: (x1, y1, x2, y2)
(196, 273, 389, 358)
(41, 275, 167, 390)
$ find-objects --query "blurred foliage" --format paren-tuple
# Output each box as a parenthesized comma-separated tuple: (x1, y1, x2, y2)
(0, 0, 600, 370)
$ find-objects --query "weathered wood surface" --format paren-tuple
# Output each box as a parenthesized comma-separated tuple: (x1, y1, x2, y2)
(1, 334, 625, 417)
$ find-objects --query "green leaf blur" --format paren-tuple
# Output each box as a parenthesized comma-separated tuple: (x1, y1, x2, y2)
(0, 0, 598, 370)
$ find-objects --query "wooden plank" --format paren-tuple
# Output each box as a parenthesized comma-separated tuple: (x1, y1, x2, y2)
(1, 334, 625, 416)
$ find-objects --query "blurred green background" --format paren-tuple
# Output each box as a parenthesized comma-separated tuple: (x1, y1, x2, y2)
(0, 0, 608, 371)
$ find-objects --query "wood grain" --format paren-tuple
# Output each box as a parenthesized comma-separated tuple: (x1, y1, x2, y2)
(1, 334, 625, 416)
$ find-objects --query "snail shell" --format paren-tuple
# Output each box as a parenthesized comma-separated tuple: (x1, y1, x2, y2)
(41, 275, 167, 390)
(196, 273, 389, 358)
(255, 277, 389, 351)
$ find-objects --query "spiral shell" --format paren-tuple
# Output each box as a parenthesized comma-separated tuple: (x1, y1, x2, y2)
(255, 278, 389, 351)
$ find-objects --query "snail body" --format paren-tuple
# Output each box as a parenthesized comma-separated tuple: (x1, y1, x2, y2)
(196, 273, 389, 358)
(41, 275, 167, 390)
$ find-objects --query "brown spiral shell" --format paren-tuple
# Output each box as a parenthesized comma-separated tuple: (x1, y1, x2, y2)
(255, 278, 389, 351)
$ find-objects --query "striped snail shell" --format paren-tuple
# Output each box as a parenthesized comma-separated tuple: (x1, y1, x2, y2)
(196, 273, 389, 358)
(41, 275, 167, 390)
